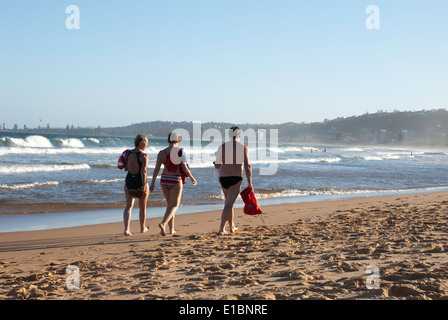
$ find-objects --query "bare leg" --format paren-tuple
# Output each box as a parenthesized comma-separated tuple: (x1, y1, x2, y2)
(218, 181, 242, 235)
(160, 182, 183, 236)
(123, 187, 134, 236)
(169, 215, 176, 235)
(138, 184, 149, 233)
(159, 184, 171, 236)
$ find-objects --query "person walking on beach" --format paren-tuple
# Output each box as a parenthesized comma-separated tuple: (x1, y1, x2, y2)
(214, 126, 252, 235)
(150, 131, 197, 236)
(123, 134, 150, 236)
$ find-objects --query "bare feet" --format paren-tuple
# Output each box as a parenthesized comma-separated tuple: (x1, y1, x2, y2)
(124, 230, 132, 236)
(159, 223, 166, 236)
(217, 230, 228, 236)
(231, 225, 238, 233)
(141, 226, 150, 233)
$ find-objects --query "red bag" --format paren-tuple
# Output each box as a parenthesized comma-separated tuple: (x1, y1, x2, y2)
(240, 186, 262, 216)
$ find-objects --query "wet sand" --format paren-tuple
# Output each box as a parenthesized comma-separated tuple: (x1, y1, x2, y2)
(1, 192, 448, 300)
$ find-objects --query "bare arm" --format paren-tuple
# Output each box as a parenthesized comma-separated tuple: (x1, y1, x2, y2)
(214, 145, 223, 169)
(150, 152, 163, 192)
(140, 153, 148, 190)
(181, 162, 197, 185)
(244, 145, 252, 188)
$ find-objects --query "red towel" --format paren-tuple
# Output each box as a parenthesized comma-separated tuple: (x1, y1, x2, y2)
(117, 149, 131, 170)
(240, 186, 262, 216)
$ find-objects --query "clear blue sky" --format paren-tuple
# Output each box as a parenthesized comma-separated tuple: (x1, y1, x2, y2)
(1, 0, 447, 128)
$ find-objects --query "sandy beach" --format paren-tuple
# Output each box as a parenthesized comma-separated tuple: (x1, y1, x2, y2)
(1, 192, 448, 301)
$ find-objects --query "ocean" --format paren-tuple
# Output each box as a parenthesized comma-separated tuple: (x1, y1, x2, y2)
(1, 131, 448, 232)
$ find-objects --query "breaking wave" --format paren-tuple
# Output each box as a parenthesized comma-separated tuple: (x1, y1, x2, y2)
(0, 181, 59, 190)
(0, 164, 91, 174)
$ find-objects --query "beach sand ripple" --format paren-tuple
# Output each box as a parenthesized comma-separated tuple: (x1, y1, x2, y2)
(1, 193, 448, 300)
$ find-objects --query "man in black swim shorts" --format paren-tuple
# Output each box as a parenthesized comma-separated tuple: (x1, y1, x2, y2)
(214, 126, 252, 235)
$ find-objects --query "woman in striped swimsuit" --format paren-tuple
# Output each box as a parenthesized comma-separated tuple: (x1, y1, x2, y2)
(150, 132, 196, 236)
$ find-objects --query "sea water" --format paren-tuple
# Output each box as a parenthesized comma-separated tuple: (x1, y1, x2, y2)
(1, 131, 448, 232)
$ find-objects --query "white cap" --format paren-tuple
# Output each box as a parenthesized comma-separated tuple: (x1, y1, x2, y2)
(169, 131, 182, 142)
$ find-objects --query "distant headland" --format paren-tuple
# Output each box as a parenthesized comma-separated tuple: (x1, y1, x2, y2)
(2, 109, 447, 146)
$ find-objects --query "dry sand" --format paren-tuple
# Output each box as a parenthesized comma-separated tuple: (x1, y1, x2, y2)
(1, 192, 448, 300)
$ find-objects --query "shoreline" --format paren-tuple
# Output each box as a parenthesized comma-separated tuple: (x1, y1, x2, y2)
(3, 184, 448, 215)
(1, 191, 448, 300)
(4, 191, 445, 248)
(1, 186, 448, 234)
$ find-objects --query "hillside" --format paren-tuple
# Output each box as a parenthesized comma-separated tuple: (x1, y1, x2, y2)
(2, 109, 447, 146)
(100, 109, 448, 146)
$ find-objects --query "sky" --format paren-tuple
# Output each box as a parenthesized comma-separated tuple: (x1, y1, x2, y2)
(0, 0, 447, 128)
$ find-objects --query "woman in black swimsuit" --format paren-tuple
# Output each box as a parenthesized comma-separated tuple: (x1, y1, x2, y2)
(123, 134, 149, 236)
(214, 126, 252, 235)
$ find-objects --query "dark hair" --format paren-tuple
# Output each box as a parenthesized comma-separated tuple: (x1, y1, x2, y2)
(134, 134, 147, 148)
(229, 126, 242, 139)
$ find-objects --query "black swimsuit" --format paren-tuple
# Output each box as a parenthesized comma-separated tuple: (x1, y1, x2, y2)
(125, 151, 143, 189)
(219, 176, 243, 189)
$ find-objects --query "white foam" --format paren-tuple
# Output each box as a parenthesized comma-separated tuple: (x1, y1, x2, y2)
(0, 147, 125, 156)
(87, 178, 122, 184)
(341, 147, 365, 152)
(283, 147, 306, 152)
(363, 156, 384, 161)
(252, 157, 341, 165)
(8, 135, 53, 148)
(267, 147, 285, 154)
(56, 138, 85, 148)
(254, 186, 448, 200)
(0, 181, 59, 190)
(254, 188, 353, 199)
(83, 138, 100, 144)
(0, 164, 90, 174)
(0, 145, 165, 156)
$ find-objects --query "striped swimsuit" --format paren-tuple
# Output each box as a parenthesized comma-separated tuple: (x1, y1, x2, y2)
(160, 148, 184, 188)
(160, 174, 182, 188)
